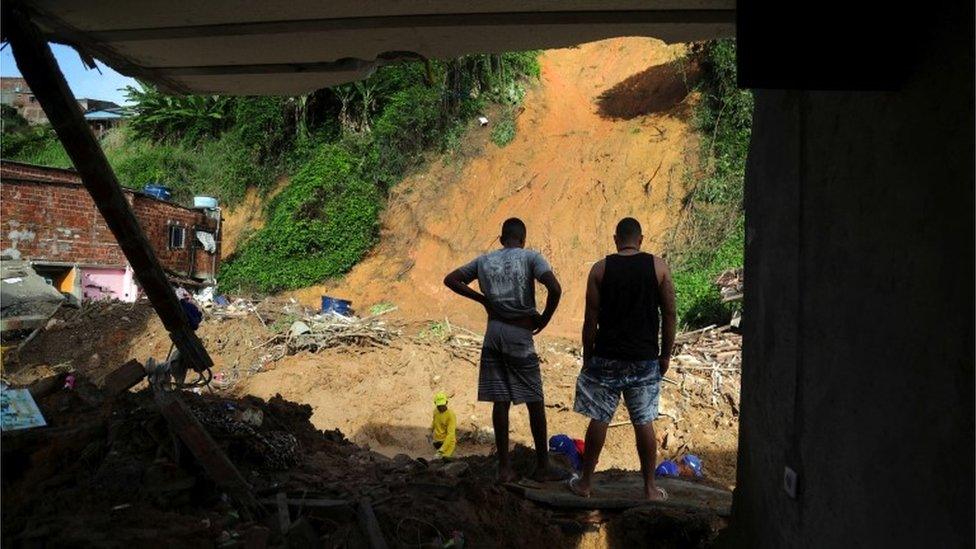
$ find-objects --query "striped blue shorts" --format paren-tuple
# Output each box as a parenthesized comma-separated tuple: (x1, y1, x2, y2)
(478, 320, 543, 404)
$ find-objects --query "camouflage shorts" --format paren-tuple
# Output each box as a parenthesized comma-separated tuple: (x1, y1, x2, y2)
(573, 356, 661, 425)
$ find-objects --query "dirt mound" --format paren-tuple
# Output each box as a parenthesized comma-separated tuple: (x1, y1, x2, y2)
(13, 298, 741, 488)
(287, 37, 700, 339)
(2, 381, 574, 547)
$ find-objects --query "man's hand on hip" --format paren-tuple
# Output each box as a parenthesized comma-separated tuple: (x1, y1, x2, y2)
(531, 312, 549, 334)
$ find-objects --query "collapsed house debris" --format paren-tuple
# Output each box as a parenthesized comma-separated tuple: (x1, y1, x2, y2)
(1, 358, 729, 547)
(3, 293, 742, 546)
(714, 268, 743, 303)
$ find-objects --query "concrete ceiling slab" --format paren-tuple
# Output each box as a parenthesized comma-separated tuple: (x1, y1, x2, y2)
(15, 1, 734, 95)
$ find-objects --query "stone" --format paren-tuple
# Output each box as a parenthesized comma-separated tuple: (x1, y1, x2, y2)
(441, 461, 469, 477)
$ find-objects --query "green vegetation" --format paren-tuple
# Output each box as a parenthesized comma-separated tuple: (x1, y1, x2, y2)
(1, 106, 71, 167)
(2, 53, 540, 294)
(490, 109, 517, 147)
(369, 302, 397, 315)
(218, 143, 382, 291)
(670, 39, 752, 328)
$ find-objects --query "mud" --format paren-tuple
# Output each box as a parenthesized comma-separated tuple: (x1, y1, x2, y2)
(288, 37, 700, 340)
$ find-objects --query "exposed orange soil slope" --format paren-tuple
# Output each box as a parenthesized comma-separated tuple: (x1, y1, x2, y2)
(219, 176, 288, 257)
(291, 37, 699, 339)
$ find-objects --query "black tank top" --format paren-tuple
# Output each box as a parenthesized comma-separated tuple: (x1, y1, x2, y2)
(593, 252, 660, 360)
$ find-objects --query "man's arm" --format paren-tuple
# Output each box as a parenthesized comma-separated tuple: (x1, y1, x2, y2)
(655, 256, 677, 376)
(581, 260, 604, 365)
(443, 263, 492, 316)
(533, 270, 562, 334)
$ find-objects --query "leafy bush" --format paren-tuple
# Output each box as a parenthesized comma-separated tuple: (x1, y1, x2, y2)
(124, 84, 233, 143)
(218, 144, 381, 292)
(669, 39, 752, 328)
(490, 110, 517, 147)
(1, 125, 71, 167)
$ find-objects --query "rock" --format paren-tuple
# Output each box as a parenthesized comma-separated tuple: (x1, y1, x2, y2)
(289, 321, 311, 337)
(392, 453, 415, 468)
(473, 425, 495, 444)
(441, 461, 469, 477)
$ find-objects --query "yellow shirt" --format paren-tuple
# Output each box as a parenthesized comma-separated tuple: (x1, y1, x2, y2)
(431, 407, 457, 457)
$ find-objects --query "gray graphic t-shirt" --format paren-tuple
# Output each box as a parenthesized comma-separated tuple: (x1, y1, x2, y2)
(457, 247, 553, 319)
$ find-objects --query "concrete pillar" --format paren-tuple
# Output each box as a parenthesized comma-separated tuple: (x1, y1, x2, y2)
(728, 10, 974, 548)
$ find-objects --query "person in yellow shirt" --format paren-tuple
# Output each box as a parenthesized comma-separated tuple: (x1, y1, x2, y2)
(431, 392, 457, 458)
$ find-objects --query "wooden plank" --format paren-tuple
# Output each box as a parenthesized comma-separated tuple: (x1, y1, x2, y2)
(101, 359, 146, 398)
(259, 498, 350, 508)
(153, 389, 261, 520)
(505, 476, 732, 517)
(26, 373, 68, 400)
(357, 498, 389, 549)
(514, 487, 731, 517)
(276, 492, 291, 533)
(4, 7, 213, 374)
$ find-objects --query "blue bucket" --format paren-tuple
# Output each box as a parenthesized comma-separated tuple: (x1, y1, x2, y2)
(143, 184, 172, 202)
(321, 296, 352, 316)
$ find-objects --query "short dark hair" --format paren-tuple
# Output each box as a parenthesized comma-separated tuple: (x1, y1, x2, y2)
(501, 217, 527, 243)
(615, 217, 642, 241)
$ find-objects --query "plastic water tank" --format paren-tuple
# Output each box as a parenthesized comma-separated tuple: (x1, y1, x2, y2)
(143, 184, 172, 201)
(193, 196, 218, 209)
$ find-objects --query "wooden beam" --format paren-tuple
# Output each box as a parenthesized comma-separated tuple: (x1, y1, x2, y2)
(4, 6, 213, 373)
(100, 359, 146, 398)
(357, 498, 389, 549)
(154, 389, 261, 520)
(276, 492, 291, 534)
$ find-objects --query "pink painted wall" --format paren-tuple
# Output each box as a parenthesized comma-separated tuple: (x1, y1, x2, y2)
(80, 265, 138, 302)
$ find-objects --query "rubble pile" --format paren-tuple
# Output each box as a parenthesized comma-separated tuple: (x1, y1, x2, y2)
(714, 268, 743, 303)
(1, 376, 572, 548)
(650, 325, 741, 482)
(672, 325, 742, 373)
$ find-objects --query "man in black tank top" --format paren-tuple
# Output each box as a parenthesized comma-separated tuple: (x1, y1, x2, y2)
(569, 218, 677, 501)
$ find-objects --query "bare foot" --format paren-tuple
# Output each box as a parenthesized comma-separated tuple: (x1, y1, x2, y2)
(568, 477, 592, 498)
(643, 486, 668, 501)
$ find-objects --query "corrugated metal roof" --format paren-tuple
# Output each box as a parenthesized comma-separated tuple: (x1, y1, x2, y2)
(15, 1, 734, 95)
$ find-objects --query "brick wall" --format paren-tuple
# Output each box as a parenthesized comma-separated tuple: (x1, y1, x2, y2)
(1, 161, 220, 280)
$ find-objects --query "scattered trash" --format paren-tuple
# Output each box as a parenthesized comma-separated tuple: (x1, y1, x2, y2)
(0, 383, 47, 431)
(288, 321, 311, 337)
(655, 460, 680, 477)
(656, 455, 705, 478)
(196, 286, 215, 303)
(320, 295, 352, 316)
(714, 268, 743, 303)
(680, 454, 704, 478)
(63, 374, 76, 390)
(477, 116, 489, 127)
(549, 434, 584, 471)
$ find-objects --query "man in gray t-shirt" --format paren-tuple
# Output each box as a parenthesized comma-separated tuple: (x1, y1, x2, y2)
(444, 217, 565, 483)
(455, 246, 552, 320)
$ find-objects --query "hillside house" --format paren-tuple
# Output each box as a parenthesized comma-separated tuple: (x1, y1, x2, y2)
(0, 160, 221, 302)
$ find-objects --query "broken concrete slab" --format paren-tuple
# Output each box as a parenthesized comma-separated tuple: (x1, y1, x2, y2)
(506, 475, 732, 516)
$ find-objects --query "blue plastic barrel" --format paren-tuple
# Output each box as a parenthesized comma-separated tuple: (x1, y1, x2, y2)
(321, 296, 352, 315)
(143, 184, 172, 201)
